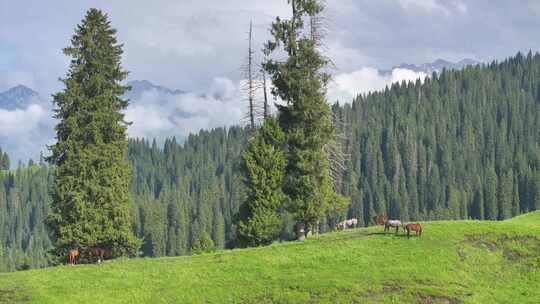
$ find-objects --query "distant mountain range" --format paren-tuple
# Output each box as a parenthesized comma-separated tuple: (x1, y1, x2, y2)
(124, 80, 186, 101)
(0, 85, 44, 110)
(0, 80, 186, 111)
(0, 58, 483, 164)
(385, 58, 480, 75)
(0, 58, 479, 111)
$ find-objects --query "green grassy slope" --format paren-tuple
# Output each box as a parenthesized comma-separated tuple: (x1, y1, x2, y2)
(507, 210, 540, 225)
(1, 212, 539, 304)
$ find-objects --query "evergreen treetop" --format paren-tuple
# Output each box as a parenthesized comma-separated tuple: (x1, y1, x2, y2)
(47, 8, 139, 260)
(264, 0, 347, 239)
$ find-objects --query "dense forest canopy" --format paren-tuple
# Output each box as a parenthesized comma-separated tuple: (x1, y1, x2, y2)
(1, 52, 539, 271)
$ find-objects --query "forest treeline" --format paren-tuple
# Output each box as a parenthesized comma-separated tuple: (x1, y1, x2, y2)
(1, 52, 539, 271)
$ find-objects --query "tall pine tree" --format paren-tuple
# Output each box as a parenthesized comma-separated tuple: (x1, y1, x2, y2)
(264, 0, 347, 239)
(235, 118, 286, 246)
(47, 9, 140, 260)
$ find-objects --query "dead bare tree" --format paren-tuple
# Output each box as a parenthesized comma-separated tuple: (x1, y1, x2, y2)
(261, 64, 269, 120)
(241, 20, 271, 128)
(247, 21, 256, 129)
(325, 110, 351, 191)
(240, 21, 258, 129)
(305, 0, 349, 190)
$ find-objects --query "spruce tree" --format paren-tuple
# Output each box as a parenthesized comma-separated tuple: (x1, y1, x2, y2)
(0, 148, 9, 170)
(264, 0, 347, 239)
(235, 118, 286, 246)
(484, 168, 498, 220)
(47, 8, 140, 260)
(497, 171, 513, 220)
(531, 171, 540, 211)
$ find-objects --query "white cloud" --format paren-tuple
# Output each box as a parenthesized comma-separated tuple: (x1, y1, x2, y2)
(397, 0, 441, 12)
(0, 76, 253, 163)
(397, 0, 467, 16)
(327, 68, 427, 103)
(326, 41, 377, 72)
(390, 68, 428, 84)
(0, 104, 55, 163)
(455, 2, 468, 14)
(125, 77, 246, 141)
(126, 67, 429, 142)
(0, 104, 48, 135)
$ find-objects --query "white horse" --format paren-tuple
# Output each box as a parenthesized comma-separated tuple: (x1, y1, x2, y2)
(336, 218, 358, 230)
(384, 219, 402, 235)
(346, 218, 358, 228)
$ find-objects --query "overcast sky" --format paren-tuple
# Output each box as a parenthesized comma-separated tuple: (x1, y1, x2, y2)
(2, 0, 540, 162)
(2, 0, 540, 95)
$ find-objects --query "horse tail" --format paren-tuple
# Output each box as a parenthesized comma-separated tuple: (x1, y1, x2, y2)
(419, 226, 422, 237)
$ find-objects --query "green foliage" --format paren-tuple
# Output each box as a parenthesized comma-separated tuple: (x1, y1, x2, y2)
(0, 161, 52, 272)
(1, 52, 540, 271)
(264, 0, 343, 236)
(46, 9, 140, 260)
(191, 232, 215, 255)
(1, 212, 540, 303)
(531, 171, 540, 211)
(0, 147, 9, 170)
(235, 118, 286, 246)
(484, 168, 498, 220)
(347, 53, 539, 224)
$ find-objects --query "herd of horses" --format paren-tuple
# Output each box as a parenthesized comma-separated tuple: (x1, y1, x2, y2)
(66, 216, 421, 265)
(336, 214, 423, 238)
(66, 246, 107, 265)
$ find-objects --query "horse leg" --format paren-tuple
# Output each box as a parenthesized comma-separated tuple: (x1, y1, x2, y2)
(407, 229, 410, 239)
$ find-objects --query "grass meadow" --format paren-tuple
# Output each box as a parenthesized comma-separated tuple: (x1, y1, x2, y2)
(1, 211, 539, 303)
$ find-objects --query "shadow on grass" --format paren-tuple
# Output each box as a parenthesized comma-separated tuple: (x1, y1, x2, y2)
(312, 230, 422, 244)
(365, 231, 421, 239)
(0, 288, 30, 304)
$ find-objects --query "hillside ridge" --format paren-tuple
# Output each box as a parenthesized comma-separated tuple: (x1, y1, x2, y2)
(1, 211, 539, 303)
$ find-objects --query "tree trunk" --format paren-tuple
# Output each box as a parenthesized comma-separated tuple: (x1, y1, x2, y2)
(295, 222, 306, 241)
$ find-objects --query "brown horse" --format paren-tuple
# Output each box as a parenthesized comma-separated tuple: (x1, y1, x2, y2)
(86, 247, 107, 263)
(372, 214, 389, 226)
(67, 248, 79, 265)
(404, 223, 422, 238)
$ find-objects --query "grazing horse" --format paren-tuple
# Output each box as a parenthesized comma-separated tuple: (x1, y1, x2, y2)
(384, 220, 402, 235)
(67, 248, 79, 265)
(336, 221, 347, 230)
(346, 218, 358, 228)
(336, 218, 358, 230)
(86, 247, 106, 263)
(372, 214, 389, 226)
(404, 223, 422, 238)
